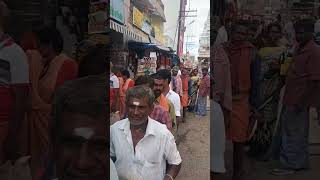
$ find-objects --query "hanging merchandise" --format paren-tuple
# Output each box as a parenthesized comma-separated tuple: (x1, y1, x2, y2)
(137, 57, 157, 76)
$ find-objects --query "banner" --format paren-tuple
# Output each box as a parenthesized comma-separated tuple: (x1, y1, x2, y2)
(110, 0, 124, 23)
(153, 25, 164, 44)
(88, 0, 108, 34)
(133, 7, 144, 29)
(133, 6, 152, 35)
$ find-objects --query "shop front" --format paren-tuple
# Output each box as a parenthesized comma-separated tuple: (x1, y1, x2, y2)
(127, 41, 175, 77)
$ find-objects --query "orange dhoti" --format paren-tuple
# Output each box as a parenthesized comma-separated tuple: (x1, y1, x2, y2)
(226, 94, 250, 143)
(181, 92, 189, 107)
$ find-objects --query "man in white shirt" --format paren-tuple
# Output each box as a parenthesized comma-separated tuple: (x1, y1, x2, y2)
(110, 63, 119, 113)
(110, 158, 119, 180)
(0, 0, 30, 161)
(157, 69, 181, 122)
(110, 86, 182, 180)
(214, 18, 228, 47)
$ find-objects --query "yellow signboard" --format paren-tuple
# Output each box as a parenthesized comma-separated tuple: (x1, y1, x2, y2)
(154, 25, 164, 44)
(133, 7, 144, 29)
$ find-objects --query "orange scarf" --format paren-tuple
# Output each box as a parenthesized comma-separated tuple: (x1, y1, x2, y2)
(157, 94, 169, 111)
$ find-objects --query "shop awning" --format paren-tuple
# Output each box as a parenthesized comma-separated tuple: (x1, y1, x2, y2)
(109, 19, 149, 43)
(128, 41, 172, 52)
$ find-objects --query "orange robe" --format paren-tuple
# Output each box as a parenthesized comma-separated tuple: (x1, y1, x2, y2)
(181, 75, 189, 107)
(224, 42, 254, 143)
(27, 51, 78, 179)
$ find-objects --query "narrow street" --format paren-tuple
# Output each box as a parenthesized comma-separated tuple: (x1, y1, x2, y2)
(175, 104, 210, 180)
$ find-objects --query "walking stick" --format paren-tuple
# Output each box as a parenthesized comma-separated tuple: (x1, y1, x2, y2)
(194, 88, 200, 112)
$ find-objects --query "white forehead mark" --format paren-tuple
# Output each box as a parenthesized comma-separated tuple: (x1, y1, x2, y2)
(73, 128, 94, 140)
(133, 101, 140, 106)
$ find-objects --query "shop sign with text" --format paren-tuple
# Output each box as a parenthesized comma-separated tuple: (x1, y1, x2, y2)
(110, 0, 124, 23)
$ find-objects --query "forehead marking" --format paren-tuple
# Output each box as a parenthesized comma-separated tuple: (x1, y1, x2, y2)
(73, 128, 94, 140)
(133, 101, 140, 106)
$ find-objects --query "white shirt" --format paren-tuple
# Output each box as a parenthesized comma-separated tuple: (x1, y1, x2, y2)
(110, 118, 182, 180)
(0, 36, 29, 86)
(110, 158, 119, 180)
(210, 101, 226, 173)
(214, 26, 228, 47)
(165, 90, 181, 117)
(110, 73, 119, 88)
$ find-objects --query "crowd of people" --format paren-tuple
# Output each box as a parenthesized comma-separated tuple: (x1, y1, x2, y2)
(110, 64, 211, 125)
(0, 1, 108, 179)
(213, 14, 320, 180)
(109, 60, 210, 179)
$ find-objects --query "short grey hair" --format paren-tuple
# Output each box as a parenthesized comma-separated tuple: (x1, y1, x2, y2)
(52, 75, 107, 142)
(125, 85, 155, 106)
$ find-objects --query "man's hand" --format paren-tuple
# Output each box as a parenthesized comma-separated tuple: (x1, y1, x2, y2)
(222, 108, 231, 131)
(164, 175, 173, 180)
(165, 163, 181, 180)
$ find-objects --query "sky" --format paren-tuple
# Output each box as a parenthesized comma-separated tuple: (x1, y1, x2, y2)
(162, 0, 210, 57)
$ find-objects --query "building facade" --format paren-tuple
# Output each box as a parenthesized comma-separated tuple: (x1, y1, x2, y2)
(198, 12, 210, 61)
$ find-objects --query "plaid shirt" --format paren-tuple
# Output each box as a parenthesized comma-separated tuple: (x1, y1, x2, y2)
(150, 104, 172, 130)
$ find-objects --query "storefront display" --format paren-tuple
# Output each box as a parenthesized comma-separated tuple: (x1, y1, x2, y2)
(137, 56, 157, 76)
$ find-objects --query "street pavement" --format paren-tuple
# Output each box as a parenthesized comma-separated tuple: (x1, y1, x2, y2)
(175, 106, 210, 180)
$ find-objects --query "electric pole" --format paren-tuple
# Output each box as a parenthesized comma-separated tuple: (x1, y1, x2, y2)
(176, 0, 197, 57)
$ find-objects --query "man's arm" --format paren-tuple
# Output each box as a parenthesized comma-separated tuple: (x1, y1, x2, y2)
(164, 131, 182, 179)
(164, 163, 182, 180)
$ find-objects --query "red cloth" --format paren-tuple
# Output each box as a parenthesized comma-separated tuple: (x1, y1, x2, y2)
(150, 105, 172, 130)
(55, 60, 79, 88)
(284, 41, 320, 107)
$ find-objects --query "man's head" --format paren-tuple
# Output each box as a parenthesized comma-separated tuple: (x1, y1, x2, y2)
(121, 69, 130, 80)
(181, 68, 188, 76)
(294, 19, 315, 45)
(0, 0, 9, 31)
(267, 23, 282, 44)
(157, 69, 171, 87)
(172, 66, 179, 76)
(152, 73, 165, 98)
(35, 26, 64, 60)
(126, 86, 154, 126)
(78, 43, 107, 78)
(202, 67, 208, 76)
(135, 75, 154, 89)
(52, 76, 108, 180)
(230, 21, 248, 42)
